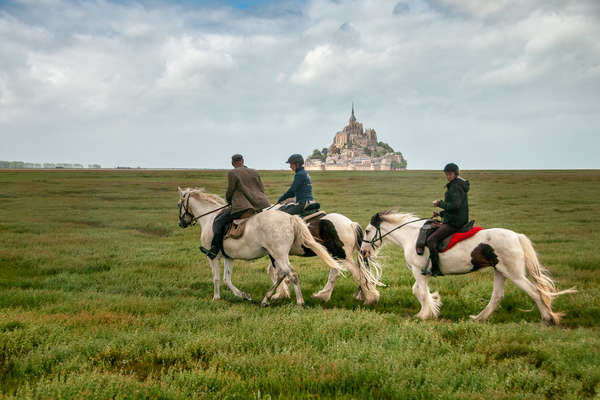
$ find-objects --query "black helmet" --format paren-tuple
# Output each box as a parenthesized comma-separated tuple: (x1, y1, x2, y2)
(443, 163, 459, 175)
(286, 154, 304, 165)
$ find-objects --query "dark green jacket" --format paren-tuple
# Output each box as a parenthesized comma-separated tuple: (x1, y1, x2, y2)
(438, 177, 470, 228)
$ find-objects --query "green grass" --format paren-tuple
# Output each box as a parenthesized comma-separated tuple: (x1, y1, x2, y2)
(0, 169, 598, 399)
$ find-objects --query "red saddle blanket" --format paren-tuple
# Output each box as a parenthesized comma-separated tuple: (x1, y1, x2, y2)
(440, 226, 483, 252)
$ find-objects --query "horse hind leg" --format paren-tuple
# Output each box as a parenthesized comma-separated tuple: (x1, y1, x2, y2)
(471, 269, 506, 322)
(268, 258, 290, 300)
(510, 275, 555, 324)
(312, 268, 340, 302)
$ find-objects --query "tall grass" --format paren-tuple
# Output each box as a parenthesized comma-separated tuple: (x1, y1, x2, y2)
(0, 169, 598, 399)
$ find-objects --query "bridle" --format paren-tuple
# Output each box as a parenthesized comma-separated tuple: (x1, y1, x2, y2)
(363, 216, 429, 249)
(178, 193, 229, 227)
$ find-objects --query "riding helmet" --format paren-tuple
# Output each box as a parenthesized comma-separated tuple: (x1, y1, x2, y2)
(286, 154, 304, 165)
(443, 163, 459, 175)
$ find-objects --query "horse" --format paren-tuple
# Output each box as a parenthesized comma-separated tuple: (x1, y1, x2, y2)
(177, 187, 347, 306)
(360, 210, 576, 324)
(266, 206, 383, 305)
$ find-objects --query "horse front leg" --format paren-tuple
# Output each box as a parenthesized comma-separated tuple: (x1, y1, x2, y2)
(207, 257, 221, 300)
(411, 265, 442, 320)
(223, 258, 252, 301)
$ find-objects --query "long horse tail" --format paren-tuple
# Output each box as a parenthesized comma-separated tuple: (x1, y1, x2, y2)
(518, 234, 576, 325)
(352, 223, 385, 287)
(291, 216, 347, 273)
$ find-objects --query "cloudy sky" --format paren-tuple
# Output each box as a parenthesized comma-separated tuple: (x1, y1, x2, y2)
(1, 0, 599, 169)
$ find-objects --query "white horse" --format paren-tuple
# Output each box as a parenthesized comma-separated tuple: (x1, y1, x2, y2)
(360, 210, 576, 324)
(177, 187, 346, 306)
(267, 208, 383, 305)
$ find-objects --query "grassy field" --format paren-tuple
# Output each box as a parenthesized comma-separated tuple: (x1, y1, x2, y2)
(0, 169, 599, 399)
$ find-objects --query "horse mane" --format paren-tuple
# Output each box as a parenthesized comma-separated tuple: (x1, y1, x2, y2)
(183, 187, 227, 206)
(377, 209, 420, 225)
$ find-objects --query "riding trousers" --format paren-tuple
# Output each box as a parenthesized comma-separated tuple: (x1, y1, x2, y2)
(426, 223, 459, 253)
(211, 208, 246, 250)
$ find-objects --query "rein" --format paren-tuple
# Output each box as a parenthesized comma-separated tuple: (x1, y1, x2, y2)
(179, 194, 229, 226)
(364, 217, 430, 247)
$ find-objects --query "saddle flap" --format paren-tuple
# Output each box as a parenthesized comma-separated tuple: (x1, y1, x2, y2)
(224, 209, 256, 240)
(302, 210, 327, 222)
(415, 219, 440, 255)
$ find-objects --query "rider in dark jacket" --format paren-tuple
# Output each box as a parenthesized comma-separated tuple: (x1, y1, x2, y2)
(424, 163, 470, 276)
(278, 154, 315, 215)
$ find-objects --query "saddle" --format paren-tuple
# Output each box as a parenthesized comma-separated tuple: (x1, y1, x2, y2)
(416, 219, 477, 255)
(223, 209, 256, 240)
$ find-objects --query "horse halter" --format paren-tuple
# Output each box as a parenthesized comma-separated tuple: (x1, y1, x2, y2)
(363, 213, 429, 248)
(178, 193, 230, 228)
(178, 194, 196, 227)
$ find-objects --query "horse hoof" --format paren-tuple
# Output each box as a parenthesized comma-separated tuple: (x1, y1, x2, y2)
(241, 293, 252, 301)
(311, 292, 331, 302)
(261, 299, 270, 307)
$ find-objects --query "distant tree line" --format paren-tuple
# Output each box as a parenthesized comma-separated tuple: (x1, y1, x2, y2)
(0, 161, 101, 169)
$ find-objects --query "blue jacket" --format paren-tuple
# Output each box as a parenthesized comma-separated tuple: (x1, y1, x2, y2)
(278, 167, 314, 203)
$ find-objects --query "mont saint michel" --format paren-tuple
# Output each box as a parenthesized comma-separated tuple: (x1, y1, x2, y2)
(305, 106, 407, 171)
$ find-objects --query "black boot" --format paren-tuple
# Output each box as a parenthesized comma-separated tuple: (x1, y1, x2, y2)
(200, 246, 219, 259)
(422, 249, 443, 276)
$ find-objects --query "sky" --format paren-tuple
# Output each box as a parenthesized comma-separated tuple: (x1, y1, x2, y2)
(1, 0, 599, 169)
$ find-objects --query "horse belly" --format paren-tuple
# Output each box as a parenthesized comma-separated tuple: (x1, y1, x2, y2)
(223, 240, 267, 260)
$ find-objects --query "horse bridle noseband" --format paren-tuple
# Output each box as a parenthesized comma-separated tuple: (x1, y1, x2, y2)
(179, 194, 229, 226)
(363, 216, 429, 248)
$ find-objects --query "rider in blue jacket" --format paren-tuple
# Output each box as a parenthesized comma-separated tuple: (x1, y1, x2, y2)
(278, 154, 315, 215)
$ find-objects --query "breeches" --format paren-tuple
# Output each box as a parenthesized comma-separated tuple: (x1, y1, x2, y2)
(426, 223, 459, 252)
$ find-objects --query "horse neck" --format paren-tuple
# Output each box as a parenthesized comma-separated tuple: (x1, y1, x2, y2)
(382, 219, 423, 250)
(189, 197, 224, 228)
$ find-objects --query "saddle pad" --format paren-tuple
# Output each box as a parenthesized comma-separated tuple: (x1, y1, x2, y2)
(440, 226, 483, 253)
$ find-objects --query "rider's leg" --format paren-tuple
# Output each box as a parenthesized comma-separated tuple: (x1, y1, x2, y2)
(201, 209, 245, 259)
(424, 224, 458, 276)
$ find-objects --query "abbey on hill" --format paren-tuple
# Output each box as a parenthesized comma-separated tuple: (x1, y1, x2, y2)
(305, 105, 407, 171)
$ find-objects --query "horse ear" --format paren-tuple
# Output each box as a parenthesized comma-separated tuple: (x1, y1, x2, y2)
(178, 186, 183, 195)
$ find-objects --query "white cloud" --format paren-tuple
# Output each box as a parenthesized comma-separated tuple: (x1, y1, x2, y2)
(0, 0, 598, 169)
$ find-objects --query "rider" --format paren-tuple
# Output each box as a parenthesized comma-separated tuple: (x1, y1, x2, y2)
(200, 154, 270, 259)
(277, 154, 315, 216)
(424, 162, 470, 276)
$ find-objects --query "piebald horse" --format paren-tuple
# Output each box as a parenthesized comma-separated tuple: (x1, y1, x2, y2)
(177, 187, 347, 306)
(267, 206, 383, 305)
(360, 210, 576, 324)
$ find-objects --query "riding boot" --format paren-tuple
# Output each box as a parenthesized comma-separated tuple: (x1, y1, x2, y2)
(422, 248, 443, 276)
(199, 245, 219, 259)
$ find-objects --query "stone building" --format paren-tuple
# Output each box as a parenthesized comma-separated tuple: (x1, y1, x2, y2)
(305, 105, 407, 171)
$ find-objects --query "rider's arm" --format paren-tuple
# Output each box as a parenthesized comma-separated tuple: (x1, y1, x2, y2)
(438, 185, 463, 211)
(226, 171, 237, 204)
(277, 174, 299, 203)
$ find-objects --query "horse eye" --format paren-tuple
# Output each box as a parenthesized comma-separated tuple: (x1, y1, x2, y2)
(366, 229, 370, 235)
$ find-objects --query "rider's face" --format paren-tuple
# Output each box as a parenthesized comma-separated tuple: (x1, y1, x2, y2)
(289, 163, 297, 172)
(445, 172, 456, 182)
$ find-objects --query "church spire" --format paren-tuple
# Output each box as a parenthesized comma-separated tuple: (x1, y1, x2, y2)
(350, 102, 356, 123)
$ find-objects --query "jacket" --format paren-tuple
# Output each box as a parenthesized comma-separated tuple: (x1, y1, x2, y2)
(226, 166, 271, 214)
(277, 167, 314, 203)
(438, 177, 470, 228)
